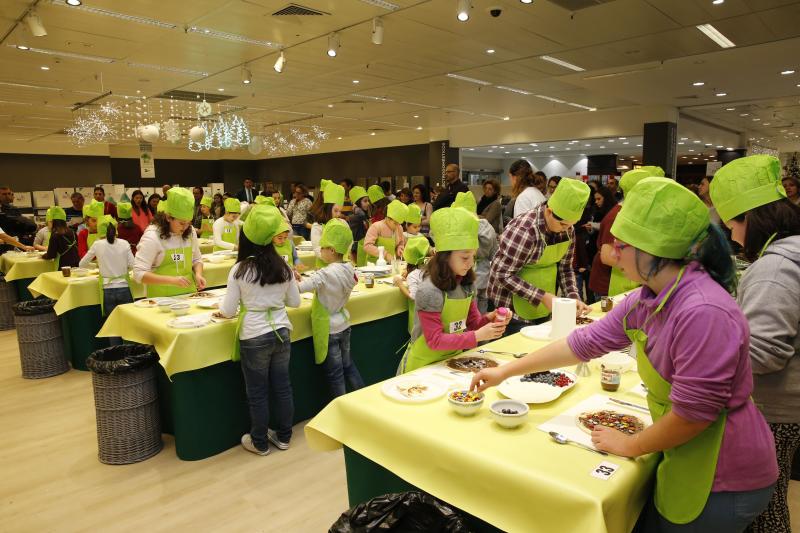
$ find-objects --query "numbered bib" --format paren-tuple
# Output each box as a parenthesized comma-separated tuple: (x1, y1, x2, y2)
(448, 319, 466, 333)
(171, 253, 185, 262)
(281, 255, 290, 263)
(224, 227, 233, 234)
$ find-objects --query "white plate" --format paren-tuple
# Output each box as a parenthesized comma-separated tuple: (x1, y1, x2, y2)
(212, 250, 237, 256)
(498, 370, 578, 404)
(381, 377, 448, 403)
(210, 314, 237, 323)
(134, 299, 158, 308)
(520, 324, 552, 340)
(167, 315, 211, 329)
(195, 299, 220, 309)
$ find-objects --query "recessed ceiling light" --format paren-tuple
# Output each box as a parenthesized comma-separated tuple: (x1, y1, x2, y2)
(529, 143, 537, 147)
(549, 145, 555, 148)
(715, 92, 727, 96)
(352, 80, 359, 84)
(337, 136, 342, 140)
(726, 147, 734, 150)
(517, 147, 523, 150)
(712, 0, 724, 4)
(504, 151, 510, 154)
(705, 143, 712, 146)
(503, 116, 510, 120)
(66, 0, 82, 5)
(600, 145, 606, 148)
(488, 150, 494, 153)
(740, 113, 749, 116)
(327, 104, 334, 108)
(696, 24, 735, 48)
(636, 144, 642, 147)
(692, 81, 705, 86)
(40, 65, 49, 70)
(716, 145, 723, 148)
(585, 144, 591, 147)
(217, 88, 224, 92)
(726, 107, 735, 111)
(413, 114, 419, 118)
(689, 149, 695, 152)
(370, 132, 376, 136)
(16, 44, 29, 50)
(486, 49, 495, 54)
(780, 69, 795, 75)
(540, 55, 585, 72)
(678, 142, 685, 145)
(618, 137, 626, 140)
(467, 148, 475, 151)
(499, 146, 505, 149)
(622, 142, 629, 145)
(520, 0, 533, 4)
(416, 126, 422, 130)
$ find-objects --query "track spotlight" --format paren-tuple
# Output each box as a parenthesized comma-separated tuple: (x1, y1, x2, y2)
(371, 17, 384, 45)
(241, 66, 252, 84)
(274, 51, 285, 73)
(327, 33, 340, 57)
(24, 11, 47, 37)
(456, 0, 470, 21)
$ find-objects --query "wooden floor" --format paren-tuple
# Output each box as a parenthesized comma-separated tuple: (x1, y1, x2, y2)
(1, 327, 799, 532)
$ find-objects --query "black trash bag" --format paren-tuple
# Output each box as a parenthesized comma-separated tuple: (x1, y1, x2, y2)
(12, 298, 57, 316)
(329, 492, 472, 533)
(86, 344, 158, 375)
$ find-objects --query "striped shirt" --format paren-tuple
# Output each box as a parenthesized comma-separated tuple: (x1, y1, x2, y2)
(487, 203, 579, 322)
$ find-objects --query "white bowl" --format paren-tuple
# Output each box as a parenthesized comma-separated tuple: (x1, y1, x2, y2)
(155, 297, 176, 312)
(71, 268, 90, 277)
(170, 303, 191, 316)
(447, 390, 484, 417)
(489, 400, 529, 429)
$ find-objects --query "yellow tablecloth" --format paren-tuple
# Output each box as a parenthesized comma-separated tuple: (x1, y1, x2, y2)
(297, 250, 316, 269)
(98, 281, 406, 378)
(27, 257, 238, 315)
(0, 252, 55, 282)
(306, 307, 658, 533)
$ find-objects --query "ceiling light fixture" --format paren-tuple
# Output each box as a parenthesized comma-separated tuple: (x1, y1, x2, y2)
(242, 67, 252, 84)
(11, 44, 115, 63)
(692, 81, 705, 86)
(535, 94, 566, 104)
(495, 85, 532, 95)
(715, 92, 727, 96)
(127, 62, 208, 76)
(567, 102, 597, 111)
(40, 65, 49, 70)
(503, 116, 510, 120)
(371, 17, 384, 45)
(352, 79, 359, 84)
(457, 0, 470, 22)
(327, 33, 340, 57)
(696, 24, 735, 48)
(23, 11, 47, 37)
(401, 101, 437, 108)
(712, 0, 724, 4)
(486, 49, 495, 54)
(540, 55, 584, 71)
(357, 0, 399, 9)
(446, 73, 492, 85)
(217, 88, 225, 92)
(53, 1, 175, 28)
(352, 93, 393, 102)
(66, 0, 82, 5)
(274, 51, 286, 73)
(416, 126, 423, 130)
(370, 132, 376, 136)
(780, 69, 796, 75)
(187, 25, 280, 47)
(520, 0, 533, 3)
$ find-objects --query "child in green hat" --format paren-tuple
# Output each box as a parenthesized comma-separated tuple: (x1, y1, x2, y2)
(213, 198, 242, 252)
(115, 202, 143, 255)
(394, 235, 430, 334)
(77, 200, 104, 258)
(216, 204, 301, 456)
(310, 180, 346, 268)
(398, 207, 509, 373)
(452, 191, 498, 314)
(34, 205, 66, 251)
(196, 197, 214, 239)
(298, 218, 364, 397)
(42, 207, 79, 268)
(364, 200, 407, 263)
(346, 186, 371, 266)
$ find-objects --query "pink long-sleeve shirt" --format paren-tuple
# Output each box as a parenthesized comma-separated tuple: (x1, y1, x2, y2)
(412, 276, 490, 351)
(363, 219, 405, 259)
(567, 262, 777, 492)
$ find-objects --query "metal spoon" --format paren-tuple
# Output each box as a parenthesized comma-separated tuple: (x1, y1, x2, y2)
(549, 431, 608, 456)
(476, 349, 527, 358)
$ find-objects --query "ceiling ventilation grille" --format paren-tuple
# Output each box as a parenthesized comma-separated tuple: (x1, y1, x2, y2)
(155, 90, 234, 103)
(272, 4, 328, 16)
(548, 0, 615, 11)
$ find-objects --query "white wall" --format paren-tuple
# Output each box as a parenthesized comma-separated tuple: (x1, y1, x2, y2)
(462, 154, 588, 186)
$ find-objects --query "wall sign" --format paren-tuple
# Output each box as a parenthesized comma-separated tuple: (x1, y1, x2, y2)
(139, 142, 155, 179)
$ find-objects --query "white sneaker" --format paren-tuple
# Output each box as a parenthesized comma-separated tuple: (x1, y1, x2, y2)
(267, 429, 290, 450)
(241, 433, 270, 456)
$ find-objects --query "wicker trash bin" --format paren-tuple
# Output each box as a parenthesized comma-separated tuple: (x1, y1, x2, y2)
(14, 297, 68, 378)
(0, 274, 17, 331)
(86, 345, 162, 465)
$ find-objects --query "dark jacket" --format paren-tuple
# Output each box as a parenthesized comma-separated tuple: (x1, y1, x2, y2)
(432, 180, 469, 211)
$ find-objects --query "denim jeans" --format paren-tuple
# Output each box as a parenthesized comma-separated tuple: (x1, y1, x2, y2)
(637, 483, 775, 532)
(103, 287, 133, 346)
(292, 224, 310, 241)
(239, 328, 294, 452)
(322, 327, 365, 398)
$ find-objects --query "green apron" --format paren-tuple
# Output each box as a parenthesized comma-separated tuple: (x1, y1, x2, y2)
(213, 221, 239, 252)
(148, 243, 196, 298)
(315, 256, 328, 270)
(355, 239, 367, 267)
(366, 234, 396, 265)
(274, 240, 294, 265)
(43, 230, 51, 248)
(87, 232, 98, 249)
(199, 218, 214, 239)
(399, 291, 472, 373)
(407, 299, 415, 334)
(608, 266, 640, 297)
(622, 266, 727, 524)
(512, 239, 571, 320)
(53, 236, 76, 271)
(231, 302, 284, 362)
(311, 294, 348, 364)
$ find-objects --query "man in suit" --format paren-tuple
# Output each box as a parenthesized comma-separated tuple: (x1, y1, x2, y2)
(236, 178, 257, 203)
(93, 187, 118, 219)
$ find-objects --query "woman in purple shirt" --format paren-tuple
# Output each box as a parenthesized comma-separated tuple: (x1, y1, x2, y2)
(473, 177, 777, 531)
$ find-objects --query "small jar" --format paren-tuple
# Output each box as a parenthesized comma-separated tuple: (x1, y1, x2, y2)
(364, 273, 375, 288)
(61, 266, 71, 278)
(600, 296, 613, 313)
(495, 307, 509, 323)
(600, 363, 622, 392)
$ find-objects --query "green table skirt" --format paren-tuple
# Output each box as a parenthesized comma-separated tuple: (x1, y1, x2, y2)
(342, 447, 502, 533)
(150, 312, 409, 461)
(61, 305, 105, 371)
(12, 278, 35, 302)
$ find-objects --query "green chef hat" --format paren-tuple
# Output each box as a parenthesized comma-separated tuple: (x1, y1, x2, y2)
(452, 191, 477, 214)
(46, 206, 66, 222)
(403, 235, 430, 265)
(548, 179, 590, 222)
(367, 184, 384, 204)
(430, 207, 478, 251)
(97, 215, 118, 238)
(405, 203, 422, 224)
(386, 200, 408, 224)
(349, 185, 368, 204)
(83, 200, 104, 220)
(611, 177, 709, 260)
(156, 199, 166, 213)
(243, 205, 284, 246)
(619, 166, 665, 196)
(710, 155, 786, 223)
(165, 187, 195, 221)
(254, 195, 268, 205)
(224, 198, 241, 214)
(319, 218, 353, 255)
(116, 202, 132, 220)
(200, 196, 212, 208)
(323, 182, 346, 206)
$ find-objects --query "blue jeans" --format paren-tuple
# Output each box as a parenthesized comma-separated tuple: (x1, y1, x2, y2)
(322, 328, 364, 398)
(637, 484, 775, 532)
(292, 224, 310, 241)
(239, 328, 294, 452)
(103, 287, 133, 346)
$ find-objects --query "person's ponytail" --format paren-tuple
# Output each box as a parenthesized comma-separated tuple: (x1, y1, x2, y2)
(106, 223, 116, 244)
(690, 223, 736, 294)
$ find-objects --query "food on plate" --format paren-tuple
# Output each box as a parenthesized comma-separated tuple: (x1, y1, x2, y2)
(446, 356, 498, 373)
(143, 299, 156, 305)
(578, 410, 645, 435)
(396, 383, 428, 398)
(577, 316, 595, 325)
(520, 371, 574, 388)
(449, 390, 483, 403)
(187, 292, 215, 299)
